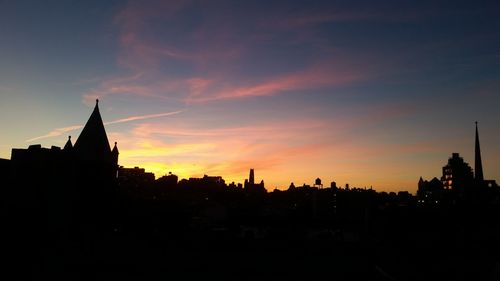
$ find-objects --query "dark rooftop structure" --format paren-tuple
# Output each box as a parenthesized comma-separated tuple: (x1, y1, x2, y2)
(74, 99, 113, 162)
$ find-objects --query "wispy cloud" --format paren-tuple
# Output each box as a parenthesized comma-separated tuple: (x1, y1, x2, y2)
(82, 0, 376, 105)
(186, 64, 361, 102)
(26, 110, 183, 143)
(105, 110, 183, 125)
(26, 125, 84, 143)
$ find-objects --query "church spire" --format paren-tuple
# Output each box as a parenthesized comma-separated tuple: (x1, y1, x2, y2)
(475, 121, 484, 182)
(74, 99, 112, 161)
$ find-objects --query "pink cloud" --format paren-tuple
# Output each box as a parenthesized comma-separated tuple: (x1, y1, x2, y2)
(116, 119, 332, 184)
(82, 0, 378, 105)
(109, 100, 421, 189)
(130, 118, 327, 139)
(193, 64, 360, 102)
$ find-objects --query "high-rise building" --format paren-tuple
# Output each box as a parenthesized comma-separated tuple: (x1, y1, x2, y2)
(249, 169, 255, 185)
(244, 168, 266, 193)
(441, 153, 474, 191)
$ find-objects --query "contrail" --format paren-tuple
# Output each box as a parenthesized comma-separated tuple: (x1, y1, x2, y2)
(26, 110, 183, 142)
(104, 110, 183, 125)
(26, 125, 84, 143)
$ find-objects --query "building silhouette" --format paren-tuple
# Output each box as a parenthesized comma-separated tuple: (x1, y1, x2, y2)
(441, 152, 474, 192)
(6, 100, 120, 230)
(244, 168, 266, 193)
(474, 122, 498, 189)
(10, 99, 119, 184)
(418, 122, 498, 205)
(73, 99, 119, 183)
(417, 177, 444, 205)
(118, 166, 155, 188)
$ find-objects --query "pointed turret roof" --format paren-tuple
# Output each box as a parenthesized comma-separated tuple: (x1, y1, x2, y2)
(63, 136, 73, 150)
(112, 142, 119, 154)
(475, 121, 484, 182)
(74, 99, 111, 160)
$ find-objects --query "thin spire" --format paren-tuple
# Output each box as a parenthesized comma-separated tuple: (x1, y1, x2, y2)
(475, 121, 484, 182)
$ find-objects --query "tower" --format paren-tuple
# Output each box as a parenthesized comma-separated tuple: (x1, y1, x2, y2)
(249, 169, 255, 185)
(73, 99, 118, 182)
(74, 99, 112, 162)
(475, 121, 484, 182)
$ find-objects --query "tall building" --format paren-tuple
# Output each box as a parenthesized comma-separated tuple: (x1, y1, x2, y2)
(441, 153, 474, 191)
(244, 168, 266, 193)
(249, 169, 255, 185)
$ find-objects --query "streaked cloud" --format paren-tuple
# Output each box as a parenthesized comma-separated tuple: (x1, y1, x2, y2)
(82, 0, 372, 104)
(105, 110, 183, 125)
(26, 125, 84, 143)
(26, 110, 183, 143)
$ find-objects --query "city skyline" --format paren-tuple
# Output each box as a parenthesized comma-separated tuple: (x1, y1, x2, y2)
(1, 1, 499, 192)
(1, 98, 496, 194)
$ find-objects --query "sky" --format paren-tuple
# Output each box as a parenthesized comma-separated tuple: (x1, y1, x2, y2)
(0, 0, 499, 193)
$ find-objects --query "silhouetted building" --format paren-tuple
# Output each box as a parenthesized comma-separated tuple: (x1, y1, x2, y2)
(202, 175, 226, 186)
(186, 175, 227, 189)
(473, 122, 498, 189)
(156, 172, 179, 188)
(118, 166, 155, 188)
(249, 169, 255, 185)
(417, 177, 444, 205)
(420, 123, 500, 205)
(244, 168, 266, 193)
(441, 153, 474, 192)
(0, 157, 9, 177)
(9, 144, 75, 191)
(8, 100, 120, 220)
(73, 99, 119, 183)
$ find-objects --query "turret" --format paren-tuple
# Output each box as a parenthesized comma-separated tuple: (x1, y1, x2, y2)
(63, 136, 73, 150)
(112, 141, 119, 165)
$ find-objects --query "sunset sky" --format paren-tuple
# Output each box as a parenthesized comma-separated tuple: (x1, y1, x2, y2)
(1, 0, 499, 193)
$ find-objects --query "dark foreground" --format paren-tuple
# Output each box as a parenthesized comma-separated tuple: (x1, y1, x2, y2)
(2, 184, 500, 280)
(3, 209, 500, 281)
